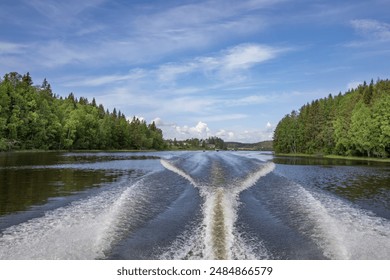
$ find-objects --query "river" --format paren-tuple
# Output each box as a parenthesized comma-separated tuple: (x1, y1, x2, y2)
(0, 151, 389, 260)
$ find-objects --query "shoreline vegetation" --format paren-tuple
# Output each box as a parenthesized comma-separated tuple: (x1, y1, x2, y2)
(273, 78, 390, 159)
(0, 72, 166, 151)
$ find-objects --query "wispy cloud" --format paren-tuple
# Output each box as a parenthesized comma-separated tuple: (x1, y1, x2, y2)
(0, 41, 26, 54)
(132, 0, 272, 37)
(156, 43, 285, 83)
(203, 114, 248, 122)
(26, 0, 106, 24)
(63, 69, 146, 87)
(350, 19, 390, 41)
(62, 42, 285, 88)
(222, 44, 277, 70)
(34, 41, 93, 68)
(157, 63, 199, 83)
(1, 0, 286, 72)
(224, 94, 269, 106)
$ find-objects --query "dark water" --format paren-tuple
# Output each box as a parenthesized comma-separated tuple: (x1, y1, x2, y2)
(0, 151, 389, 260)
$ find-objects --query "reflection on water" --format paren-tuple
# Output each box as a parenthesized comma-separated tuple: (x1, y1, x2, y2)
(0, 152, 140, 216)
(0, 168, 126, 215)
(273, 155, 390, 166)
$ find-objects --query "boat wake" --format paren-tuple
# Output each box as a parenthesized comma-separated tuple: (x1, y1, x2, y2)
(160, 153, 275, 259)
(0, 176, 152, 259)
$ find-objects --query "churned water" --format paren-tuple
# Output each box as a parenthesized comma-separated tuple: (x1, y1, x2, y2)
(0, 151, 389, 259)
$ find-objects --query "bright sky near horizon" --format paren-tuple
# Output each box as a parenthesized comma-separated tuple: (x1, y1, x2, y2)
(1, 0, 390, 143)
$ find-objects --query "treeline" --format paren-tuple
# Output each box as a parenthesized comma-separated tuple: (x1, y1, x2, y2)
(273, 79, 390, 158)
(0, 72, 165, 151)
(166, 136, 226, 150)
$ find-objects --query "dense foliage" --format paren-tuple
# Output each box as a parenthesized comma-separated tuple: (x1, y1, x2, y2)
(0, 72, 165, 151)
(273, 79, 390, 158)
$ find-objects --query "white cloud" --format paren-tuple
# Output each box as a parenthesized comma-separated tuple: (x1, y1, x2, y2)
(156, 43, 283, 84)
(27, 0, 106, 23)
(350, 19, 390, 41)
(216, 129, 235, 140)
(203, 114, 248, 122)
(157, 63, 198, 83)
(222, 44, 277, 70)
(64, 69, 146, 87)
(34, 40, 92, 68)
(0, 42, 26, 54)
(152, 119, 214, 140)
(213, 43, 281, 72)
(81, 79, 277, 123)
(6, 1, 265, 69)
(60, 42, 283, 88)
(2, 1, 287, 75)
(225, 94, 269, 106)
(155, 118, 274, 143)
(194, 121, 210, 135)
(97, 0, 274, 66)
(171, 121, 212, 140)
(132, 0, 269, 41)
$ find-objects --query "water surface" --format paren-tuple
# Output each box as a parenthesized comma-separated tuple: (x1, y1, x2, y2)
(0, 151, 389, 260)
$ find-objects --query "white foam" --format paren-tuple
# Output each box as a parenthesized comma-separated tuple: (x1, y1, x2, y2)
(235, 162, 275, 194)
(158, 221, 205, 260)
(0, 179, 149, 259)
(288, 184, 390, 259)
(160, 157, 274, 259)
(160, 159, 197, 187)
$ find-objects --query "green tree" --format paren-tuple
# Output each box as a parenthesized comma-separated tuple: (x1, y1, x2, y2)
(371, 93, 390, 157)
(349, 101, 375, 157)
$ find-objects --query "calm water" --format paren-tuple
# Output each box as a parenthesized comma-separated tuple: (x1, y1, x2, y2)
(0, 151, 389, 259)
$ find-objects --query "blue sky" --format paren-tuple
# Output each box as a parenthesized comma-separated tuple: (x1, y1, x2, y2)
(1, 0, 390, 142)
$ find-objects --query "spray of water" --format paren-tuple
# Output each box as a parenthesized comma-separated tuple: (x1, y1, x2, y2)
(295, 185, 390, 259)
(160, 157, 275, 259)
(263, 176, 390, 260)
(0, 177, 151, 259)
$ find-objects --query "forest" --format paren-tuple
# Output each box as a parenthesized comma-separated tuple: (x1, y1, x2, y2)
(0, 72, 165, 151)
(273, 79, 390, 158)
